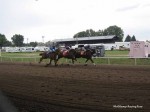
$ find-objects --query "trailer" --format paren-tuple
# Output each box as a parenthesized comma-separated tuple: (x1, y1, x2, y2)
(5, 47, 20, 53)
(115, 42, 130, 50)
(20, 47, 35, 52)
(129, 41, 150, 58)
(34, 46, 49, 52)
(72, 44, 105, 57)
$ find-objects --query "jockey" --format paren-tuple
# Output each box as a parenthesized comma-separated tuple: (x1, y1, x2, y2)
(47, 46, 59, 60)
(47, 46, 55, 55)
(51, 46, 56, 52)
(84, 44, 90, 50)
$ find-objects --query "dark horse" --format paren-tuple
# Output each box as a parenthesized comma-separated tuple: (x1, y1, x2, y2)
(57, 49, 77, 64)
(39, 49, 60, 66)
(75, 49, 96, 65)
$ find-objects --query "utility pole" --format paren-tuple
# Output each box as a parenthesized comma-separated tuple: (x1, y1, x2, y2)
(27, 38, 28, 46)
(42, 36, 44, 43)
(76, 34, 78, 45)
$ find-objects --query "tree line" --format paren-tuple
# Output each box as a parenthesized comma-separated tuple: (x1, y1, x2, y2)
(0, 25, 136, 48)
(124, 35, 136, 42)
(74, 25, 136, 42)
(0, 34, 38, 48)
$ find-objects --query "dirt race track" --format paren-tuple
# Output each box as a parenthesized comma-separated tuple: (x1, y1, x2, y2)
(0, 62, 150, 112)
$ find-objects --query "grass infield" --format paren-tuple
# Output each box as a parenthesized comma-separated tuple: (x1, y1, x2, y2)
(0, 50, 150, 65)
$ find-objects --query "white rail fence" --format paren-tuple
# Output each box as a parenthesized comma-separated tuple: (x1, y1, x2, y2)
(0, 56, 150, 65)
(0, 49, 1, 57)
(93, 57, 150, 65)
(0, 56, 40, 63)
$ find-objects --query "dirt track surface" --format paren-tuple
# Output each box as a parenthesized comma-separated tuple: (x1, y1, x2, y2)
(0, 62, 150, 112)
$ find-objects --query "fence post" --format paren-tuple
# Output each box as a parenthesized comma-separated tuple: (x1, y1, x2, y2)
(134, 58, 137, 65)
(35, 57, 36, 63)
(10, 57, 13, 62)
(0, 49, 1, 57)
(0, 49, 2, 62)
(107, 57, 110, 65)
(66, 59, 68, 63)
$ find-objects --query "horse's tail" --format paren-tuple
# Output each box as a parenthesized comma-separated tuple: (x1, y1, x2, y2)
(39, 52, 43, 56)
(39, 53, 42, 56)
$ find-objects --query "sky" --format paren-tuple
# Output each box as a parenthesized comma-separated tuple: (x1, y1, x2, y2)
(0, 0, 150, 43)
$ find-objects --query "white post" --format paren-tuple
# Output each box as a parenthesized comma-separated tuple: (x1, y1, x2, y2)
(0, 49, 1, 57)
(66, 59, 68, 63)
(42, 36, 45, 43)
(10, 57, 12, 62)
(0, 49, 2, 62)
(35, 57, 36, 63)
(134, 58, 137, 65)
(107, 57, 110, 65)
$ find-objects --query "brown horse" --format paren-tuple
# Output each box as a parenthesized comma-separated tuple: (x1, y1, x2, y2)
(57, 49, 77, 64)
(39, 49, 60, 66)
(75, 49, 96, 65)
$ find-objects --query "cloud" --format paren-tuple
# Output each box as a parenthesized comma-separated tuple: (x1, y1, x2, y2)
(116, 4, 140, 12)
(0, 0, 150, 42)
(142, 3, 150, 8)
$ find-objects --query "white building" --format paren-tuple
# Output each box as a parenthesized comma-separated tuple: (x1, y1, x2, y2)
(20, 47, 35, 52)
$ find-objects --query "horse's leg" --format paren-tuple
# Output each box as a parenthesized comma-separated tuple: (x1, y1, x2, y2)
(84, 58, 88, 66)
(75, 58, 77, 61)
(72, 55, 77, 64)
(54, 59, 58, 66)
(46, 59, 52, 67)
(90, 58, 96, 66)
(74, 57, 78, 63)
(72, 59, 74, 64)
(39, 58, 43, 63)
(73, 55, 77, 61)
(50, 59, 52, 65)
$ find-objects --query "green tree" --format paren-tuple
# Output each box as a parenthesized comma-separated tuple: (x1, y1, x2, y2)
(74, 31, 87, 38)
(103, 25, 124, 42)
(86, 29, 97, 37)
(37, 42, 45, 46)
(45, 41, 54, 47)
(0, 34, 7, 48)
(74, 29, 97, 38)
(29, 42, 38, 47)
(146, 40, 150, 43)
(96, 30, 104, 36)
(131, 35, 136, 41)
(73, 25, 124, 41)
(124, 35, 131, 42)
(5, 40, 12, 46)
(11, 34, 24, 47)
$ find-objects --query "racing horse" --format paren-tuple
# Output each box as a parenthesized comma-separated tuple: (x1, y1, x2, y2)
(39, 48, 60, 66)
(75, 49, 96, 65)
(57, 49, 77, 64)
